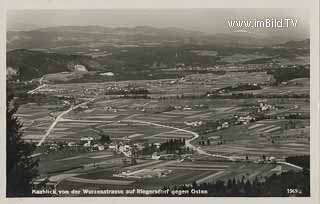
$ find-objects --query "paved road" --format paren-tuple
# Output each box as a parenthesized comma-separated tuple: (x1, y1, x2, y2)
(27, 84, 47, 94)
(122, 119, 304, 168)
(66, 117, 235, 160)
(37, 98, 95, 146)
(277, 161, 303, 170)
(41, 116, 303, 168)
(27, 77, 45, 94)
(59, 118, 115, 123)
(122, 119, 235, 161)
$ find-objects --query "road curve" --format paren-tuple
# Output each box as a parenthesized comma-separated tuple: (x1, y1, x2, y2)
(122, 119, 235, 161)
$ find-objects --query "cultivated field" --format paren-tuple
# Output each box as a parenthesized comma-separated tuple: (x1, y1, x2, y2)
(15, 70, 309, 193)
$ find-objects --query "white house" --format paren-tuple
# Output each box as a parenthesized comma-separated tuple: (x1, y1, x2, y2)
(152, 152, 161, 160)
(74, 64, 87, 72)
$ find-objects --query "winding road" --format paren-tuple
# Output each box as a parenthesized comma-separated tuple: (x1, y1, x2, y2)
(122, 119, 236, 161)
(38, 108, 302, 168)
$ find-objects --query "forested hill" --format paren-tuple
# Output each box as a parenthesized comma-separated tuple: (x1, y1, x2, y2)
(279, 39, 310, 49)
(6, 49, 101, 81)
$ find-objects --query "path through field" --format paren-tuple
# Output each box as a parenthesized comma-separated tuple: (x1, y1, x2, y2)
(37, 98, 95, 146)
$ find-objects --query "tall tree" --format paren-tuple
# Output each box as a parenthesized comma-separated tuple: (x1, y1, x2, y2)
(7, 91, 38, 197)
(99, 133, 111, 144)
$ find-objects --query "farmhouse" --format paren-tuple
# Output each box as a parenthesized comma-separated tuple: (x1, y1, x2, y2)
(238, 115, 255, 124)
(153, 143, 161, 149)
(93, 144, 105, 151)
(118, 144, 131, 152)
(73, 64, 87, 72)
(100, 72, 114, 76)
(258, 102, 276, 112)
(222, 122, 229, 129)
(108, 144, 117, 150)
(184, 121, 203, 127)
(80, 137, 94, 146)
(67, 142, 77, 147)
(133, 143, 145, 151)
(152, 152, 161, 160)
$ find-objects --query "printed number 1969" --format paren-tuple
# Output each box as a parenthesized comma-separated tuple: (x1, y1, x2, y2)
(287, 188, 302, 195)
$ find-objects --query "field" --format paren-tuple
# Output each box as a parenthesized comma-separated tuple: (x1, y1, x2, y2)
(16, 103, 64, 141)
(6, 17, 312, 197)
(35, 71, 274, 98)
(219, 53, 270, 63)
(17, 85, 309, 148)
(14, 70, 310, 194)
(16, 98, 250, 143)
(37, 149, 123, 175)
(199, 119, 309, 160)
(54, 158, 300, 191)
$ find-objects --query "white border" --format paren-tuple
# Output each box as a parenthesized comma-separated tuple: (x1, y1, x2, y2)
(0, 1, 319, 204)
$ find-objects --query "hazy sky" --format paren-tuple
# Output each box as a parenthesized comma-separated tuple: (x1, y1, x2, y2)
(7, 9, 309, 38)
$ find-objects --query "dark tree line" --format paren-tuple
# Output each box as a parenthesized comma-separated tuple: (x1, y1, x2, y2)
(161, 170, 309, 197)
(208, 83, 262, 95)
(157, 92, 309, 101)
(207, 92, 309, 99)
(99, 134, 111, 145)
(7, 90, 39, 197)
(105, 88, 150, 95)
(267, 67, 309, 84)
(160, 139, 186, 154)
(141, 143, 158, 155)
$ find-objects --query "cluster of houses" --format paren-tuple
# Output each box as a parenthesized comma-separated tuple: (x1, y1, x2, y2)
(45, 137, 157, 155)
(60, 136, 167, 158)
(104, 84, 148, 95)
(104, 85, 124, 92)
(236, 115, 256, 125)
(109, 142, 147, 157)
(48, 83, 147, 98)
(184, 121, 203, 127)
(168, 76, 186, 84)
(42, 138, 104, 152)
(109, 143, 132, 156)
(171, 63, 222, 71)
(113, 168, 172, 179)
(257, 102, 277, 112)
(173, 105, 193, 111)
(104, 106, 118, 112)
(151, 152, 181, 160)
(184, 114, 256, 132)
(76, 137, 105, 151)
(214, 115, 256, 132)
(216, 122, 230, 130)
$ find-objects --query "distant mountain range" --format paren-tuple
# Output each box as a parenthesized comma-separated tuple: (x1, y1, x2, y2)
(7, 25, 308, 50)
(6, 26, 309, 82)
(278, 39, 310, 49)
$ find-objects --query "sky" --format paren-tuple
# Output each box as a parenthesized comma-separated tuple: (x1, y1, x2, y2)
(7, 9, 309, 38)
